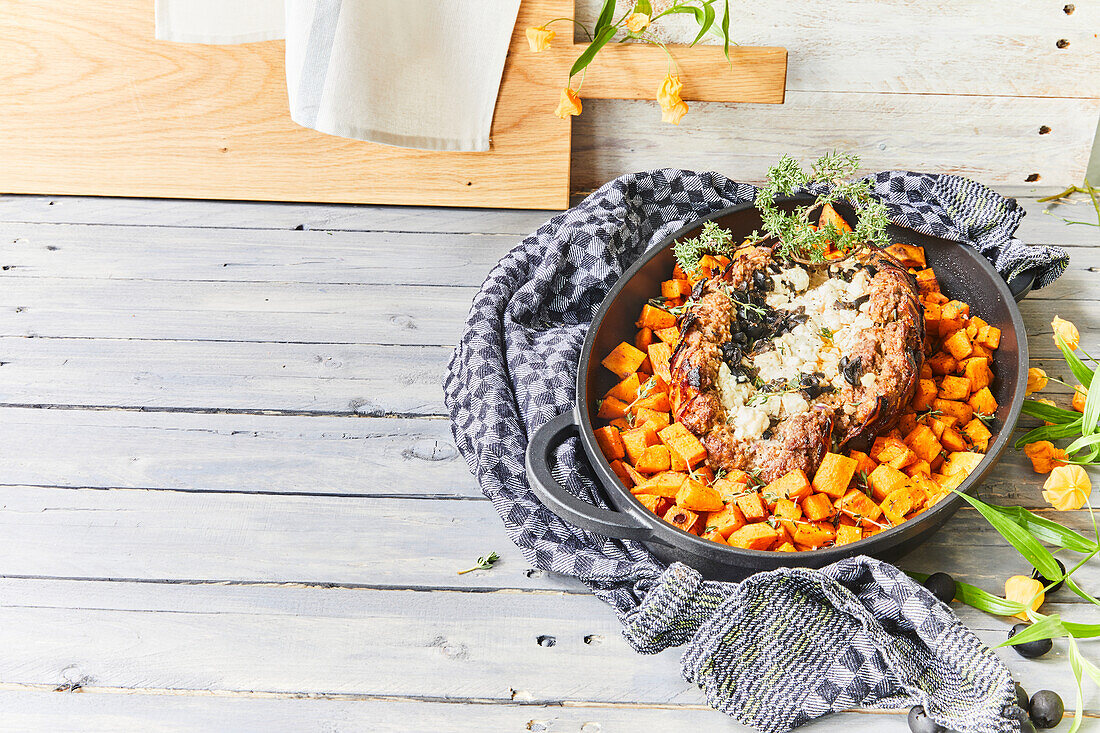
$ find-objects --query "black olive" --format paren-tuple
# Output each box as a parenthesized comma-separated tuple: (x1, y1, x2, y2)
(733, 332, 748, 345)
(1029, 690, 1064, 729)
(906, 705, 943, 733)
(721, 342, 742, 364)
(761, 429, 773, 440)
(853, 293, 871, 308)
(1015, 683, 1030, 712)
(1008, 623, 1053, 658)
(922, 572, 956, 604)
(688, 366, 702, 390)
(833, 299, 855, 310)
(863, 264, 878, 278)
(1031, 558, 1066, 594)
(841, 355, 863, 387)
(768, 263, 782, 274)
(752, 271, 768, 290)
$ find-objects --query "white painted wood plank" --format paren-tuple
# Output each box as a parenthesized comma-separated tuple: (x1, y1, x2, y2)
(0, 577, 1093, 713)
(0, 689, 778, 733)
(0, 482, 1095, 595)
(0, 408, 479, 498)
(572, 94, 1100, 191)
(0, 195, 558, 233)
(578, 0, 1100, 99)
(0, 337, 453, 415)
(0, 276, 1093, 346)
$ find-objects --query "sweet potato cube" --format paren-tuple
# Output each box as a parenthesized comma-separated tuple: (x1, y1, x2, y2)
(969, 387, 998, 416)
(635, 445, 671, 474)
(621, 426, 659, 465)
(942, 451, 984, 478)
(885, 243, 927, 268)
(609, 459, 633, 487)
(727, 523, 780, 551)
(907, 379, 936, 411)
(636, 304, 677, 331)
(905, 460, 932, 478)
(647, 342, 672, 384)
(764, 468, 813, 504)
(676, 478, 725, 512)
(621, 461, 648, 488)
(881, 486, 917, 526)
(602, 342, 647, 379)
(634, 328, 654, 351)
(707, 504, 746, 538)
(933, 471, 967, 493)
(735, 492, 768, 523)
(943, 330, 973, 360)
(939, 375, 971, 401)
(904, 424, 943, 463)
(635, 493, 665, 514)
(635, 408, 670, 432)
(835, 524, 863, 546)
(663, 504, 700, 534)
(923, 301, 942, 332)
(939, 426, 968, 453)
(793, 521, 836, 548)
(836, 488, 884, 522)
(867, 464, 909, 502)
(966, 316, 987, 339)
(712, 476, 748, 503)
(605, 373, 641, 403)
(653, 326, 680, 345)
(661, 279, 692, 299)
(773, 497, 802, 521)
(818, 202, 853, 234)
(848, 450, 878, 479)
(775, 541, 797, 552)
(962, 357, 993, 392)
(700, 528, 728, 545)
(932, 398, 973, 425)
(593, 425, 625, 461)
(915, 268, 939, 292)
(802, 492, 836, 522)
(667, 436, 706, 468)
(631, 392, 671, 414)
(981, 326, 1001, 349)
(813, 452, 859, 498)
(597, 396, 629, 419)
(898, 412, 918, 436)
(942, 300, 970, 321)
(963, 418, 992, 452)
(631, 471, 685, 498)
(926, 353, 957, 377)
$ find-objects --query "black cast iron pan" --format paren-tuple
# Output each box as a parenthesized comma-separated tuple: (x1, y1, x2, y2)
(525, 196, 1030, 581)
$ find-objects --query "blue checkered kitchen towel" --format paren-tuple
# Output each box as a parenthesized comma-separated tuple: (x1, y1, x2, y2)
(443, 170, 1067, 733)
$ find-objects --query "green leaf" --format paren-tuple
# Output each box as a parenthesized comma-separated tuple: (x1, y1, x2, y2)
(633, 0, 652, 14)
(690, 4, 715, 46)
(954, 491, 1064, 582)
(1082, 362, 1100, 434)
(1021, 398, 1082, 425)
(594, 0, 616, 34)
(720, 0, 730, 61)
(983, 504, 1098, 553)
(570, 25, 616, 78)
(1015, 418, 1083, 450)
(997, 614, 1068, 647)
(1064, 576, 1100, 606)
(1066, 431, 1100, 455)
(1067, 636, 1086, 733)
(1058, 334, 1095, 386)
(952, 578, 1026, 616)
(1062, 618, 1100, 639)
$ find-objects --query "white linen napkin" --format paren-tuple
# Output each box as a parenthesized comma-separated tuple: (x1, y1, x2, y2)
(155, 0, 521, 152)
(155, 0, 285, 44)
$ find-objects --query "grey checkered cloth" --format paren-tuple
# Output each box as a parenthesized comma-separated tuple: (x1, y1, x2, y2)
(444, 170, 1062, 733)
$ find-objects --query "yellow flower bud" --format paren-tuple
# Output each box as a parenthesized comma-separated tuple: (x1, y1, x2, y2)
(1072, 385, 1088, 413)
(1043, 464, 1092, 511)
(1005, 575, 1045, 621)
(624, 12, 650, 33)
(656, 74, 687, 124)
(1024, 440, 1068, 474)
(661, 99, 688, 125)
(1025, 367, 1048, 396)
(526, 26, 555, 53)
(1051, 315, 1080, 350)
(554, 87, 582, 119)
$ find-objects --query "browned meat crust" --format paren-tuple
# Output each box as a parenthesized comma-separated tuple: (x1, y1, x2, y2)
(669, 245, 924, 482)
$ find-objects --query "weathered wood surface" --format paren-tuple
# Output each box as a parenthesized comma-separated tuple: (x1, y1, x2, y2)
(0, 192, 1096, 729)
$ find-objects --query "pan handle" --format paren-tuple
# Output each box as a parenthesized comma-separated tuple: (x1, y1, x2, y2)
(1007, 269, 1038, 302)
(525, 411, 657, 542)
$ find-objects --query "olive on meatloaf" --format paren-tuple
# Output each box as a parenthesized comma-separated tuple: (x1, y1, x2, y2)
(668, 245, 924, 482)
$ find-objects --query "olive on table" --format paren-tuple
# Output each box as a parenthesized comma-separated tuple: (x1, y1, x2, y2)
(922, 572, 956, 604)
(906, 705, 944, 733)
(1015, 682, 1030, 712)
(1008, 623, 1053, 659)
(1029, 690, 1064, 729)
(1031, 559, 1066, 594)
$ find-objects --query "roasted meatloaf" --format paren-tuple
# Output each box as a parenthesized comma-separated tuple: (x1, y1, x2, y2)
(669, 245, 924, 482)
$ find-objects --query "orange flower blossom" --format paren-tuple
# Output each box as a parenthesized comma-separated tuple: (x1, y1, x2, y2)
(1051, 315, 1080, 350)
(1024, 440, 1068, 474)
(555, 87, 582, 119)
(625, 12, 651, 33)
(1025, 367, 1048, 396)
(1005, 575, 1045, 621)
(526, 26, 555, 52)
(1042, 464, 1092, 511)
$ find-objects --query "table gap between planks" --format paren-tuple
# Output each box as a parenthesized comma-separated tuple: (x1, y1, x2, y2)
(0, 191, 1097, 731)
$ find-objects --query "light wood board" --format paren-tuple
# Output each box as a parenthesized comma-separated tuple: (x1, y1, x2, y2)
(0, 1, 786, 210)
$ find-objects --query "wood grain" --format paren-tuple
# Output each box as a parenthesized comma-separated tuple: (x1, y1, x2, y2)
(0, 0, 574, 209)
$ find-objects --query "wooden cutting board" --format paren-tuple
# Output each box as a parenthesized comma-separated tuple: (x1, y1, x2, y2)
(0, 0, 786, 209)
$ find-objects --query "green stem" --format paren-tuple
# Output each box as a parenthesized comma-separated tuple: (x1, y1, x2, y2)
(542, 17, 593, 41)
(1037, 185, 1081, 203)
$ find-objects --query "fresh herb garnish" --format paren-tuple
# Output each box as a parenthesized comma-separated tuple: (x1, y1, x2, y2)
(457, 551, 500, 575)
